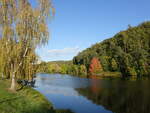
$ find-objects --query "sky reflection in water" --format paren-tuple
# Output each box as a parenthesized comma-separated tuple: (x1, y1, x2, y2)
(35, 73, 112, 113)
(34, 73, 150, 113)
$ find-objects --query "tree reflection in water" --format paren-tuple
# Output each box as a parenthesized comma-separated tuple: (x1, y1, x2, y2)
(76, 79, 150, 113)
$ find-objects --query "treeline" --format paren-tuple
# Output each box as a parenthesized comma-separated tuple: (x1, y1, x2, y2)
(37, 21, 150, 78)
(37, 61, 87, 77)
(73, 21, 150, 77)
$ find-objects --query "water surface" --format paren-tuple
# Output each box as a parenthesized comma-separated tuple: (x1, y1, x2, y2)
(34, 73, 150, 113)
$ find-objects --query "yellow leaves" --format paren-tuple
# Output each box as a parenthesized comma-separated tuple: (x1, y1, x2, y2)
(2, 26, 13, 38)
(37, 0, 54, 17)
(16, 23, 23, 35)
(0, 0, 54, 46)
(0, 0, 54, 80)
(33, 10, 40, 18)
(39, 23, 47, 33)
(18, 7, 32, 21)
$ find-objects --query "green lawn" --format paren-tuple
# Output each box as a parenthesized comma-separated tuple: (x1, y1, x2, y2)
(0, 79, 73, 113)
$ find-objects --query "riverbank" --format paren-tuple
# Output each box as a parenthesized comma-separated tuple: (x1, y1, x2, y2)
(88, 72, 122, 79)
(0, 79, 73, 113)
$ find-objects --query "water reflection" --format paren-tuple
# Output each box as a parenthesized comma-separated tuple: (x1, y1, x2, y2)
(35, 73, 150, 113)
(76, 79, 150, 113)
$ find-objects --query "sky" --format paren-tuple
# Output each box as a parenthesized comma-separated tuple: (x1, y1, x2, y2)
(36, 0, 150, 62)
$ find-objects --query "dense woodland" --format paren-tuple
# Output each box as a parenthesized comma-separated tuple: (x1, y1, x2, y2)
(73, 21, 150, 77)
(38, 21, 150, 78)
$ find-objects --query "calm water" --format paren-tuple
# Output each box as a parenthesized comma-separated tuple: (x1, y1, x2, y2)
(34, 73, 150, 113)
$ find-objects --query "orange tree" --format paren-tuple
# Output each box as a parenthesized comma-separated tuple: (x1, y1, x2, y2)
(89, 57, 103, 75)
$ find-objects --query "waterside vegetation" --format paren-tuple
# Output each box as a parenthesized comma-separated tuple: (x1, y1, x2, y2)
(37, 21, 150, 79)
(0, 79, 73, 113)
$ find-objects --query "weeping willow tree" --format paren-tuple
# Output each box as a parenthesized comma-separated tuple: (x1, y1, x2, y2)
(0, 39, 5, 79)
(0, 0, 54, 91)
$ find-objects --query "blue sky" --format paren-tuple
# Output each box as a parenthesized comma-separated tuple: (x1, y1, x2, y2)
(36, 0, 150, 62)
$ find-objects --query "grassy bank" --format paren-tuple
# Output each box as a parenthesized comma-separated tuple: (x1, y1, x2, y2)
(89, 72, 122, 79)
(0, 79, 73, 113)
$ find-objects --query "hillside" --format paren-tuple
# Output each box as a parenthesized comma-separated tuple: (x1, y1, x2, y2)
(73, 21, 150, 77)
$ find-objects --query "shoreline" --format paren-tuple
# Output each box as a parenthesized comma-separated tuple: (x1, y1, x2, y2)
(0, 79, 73, 113)
(36, 72, 150, 81)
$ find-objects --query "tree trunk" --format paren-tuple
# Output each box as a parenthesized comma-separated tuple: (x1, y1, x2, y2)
(1, 73, 4, 79)
(10, 73, 16, 91)
(9, 48, 28, 91)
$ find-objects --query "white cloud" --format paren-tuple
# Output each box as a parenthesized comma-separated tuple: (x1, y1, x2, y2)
(48, 46, 81, 57)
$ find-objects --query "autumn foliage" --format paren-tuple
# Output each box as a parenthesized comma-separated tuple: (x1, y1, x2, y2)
(89, 57, 103, 75)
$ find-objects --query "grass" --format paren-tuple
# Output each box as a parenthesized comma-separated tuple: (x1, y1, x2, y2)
(89, 72, 122, 79)
(0, 79, 73, 113)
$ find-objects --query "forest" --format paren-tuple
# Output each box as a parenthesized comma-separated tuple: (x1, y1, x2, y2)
(73, 21, 150, 77)
(38, 21, 150, 78)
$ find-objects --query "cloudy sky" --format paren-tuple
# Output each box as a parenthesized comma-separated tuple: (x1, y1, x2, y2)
(36, 0, 150, 61)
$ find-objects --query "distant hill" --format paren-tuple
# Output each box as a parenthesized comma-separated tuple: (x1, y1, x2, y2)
(73, 21, 150, 77)
(47, 60, 72, 65)
(37, 60, 73, 73)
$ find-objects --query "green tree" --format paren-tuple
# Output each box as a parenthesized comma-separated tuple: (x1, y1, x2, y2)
(111, 58, 118, 71)
(79, 65, 87, 76)
(73, 21, 150, 77)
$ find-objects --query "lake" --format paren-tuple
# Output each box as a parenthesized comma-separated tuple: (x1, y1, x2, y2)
(34, 73, 150, 113)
